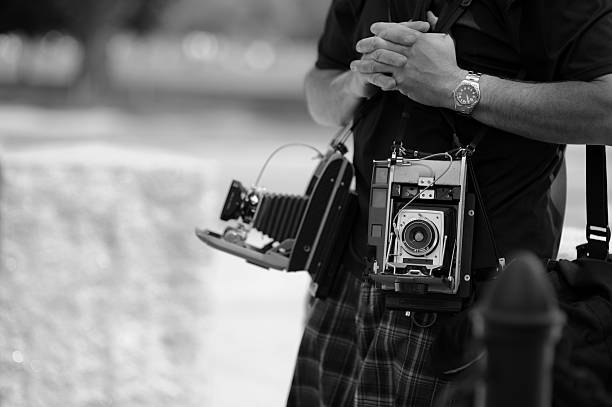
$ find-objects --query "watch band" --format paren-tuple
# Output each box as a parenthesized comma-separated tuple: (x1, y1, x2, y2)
(453, 71, 482, 115)
(465, 71, 481, 83)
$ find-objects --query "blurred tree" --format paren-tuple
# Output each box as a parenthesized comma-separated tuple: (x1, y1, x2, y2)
(0, 0, 167, 98)
(162, 0, 329, 39)
(0, 1, 63, 35)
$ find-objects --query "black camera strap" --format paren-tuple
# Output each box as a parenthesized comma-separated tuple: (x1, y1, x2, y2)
(435, 0, 473, 34)
(466, 153, 502, 262)
(385, 0, 503, 268)
(434, 0, 482, 150)
(431, 0, 505, 268)
(577, 145, 610, 260)
(433, 0, 486, 153)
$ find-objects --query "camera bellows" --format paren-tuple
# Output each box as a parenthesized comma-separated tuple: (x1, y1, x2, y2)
(252, 194, 308, 242)
(196, 147, 356, 299)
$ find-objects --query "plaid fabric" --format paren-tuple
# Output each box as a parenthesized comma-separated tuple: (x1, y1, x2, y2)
(287, 269, 362, 407)
(288, 268, 452, 407)
(355, 283, 451, 406)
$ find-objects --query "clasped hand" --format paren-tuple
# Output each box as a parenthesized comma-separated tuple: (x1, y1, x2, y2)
(350, 18, 465, 108)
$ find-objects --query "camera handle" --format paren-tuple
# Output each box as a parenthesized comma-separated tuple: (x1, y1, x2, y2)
(252, 143, 324, 188)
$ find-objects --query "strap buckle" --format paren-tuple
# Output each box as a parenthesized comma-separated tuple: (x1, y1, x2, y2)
(587, 224, 611, 243)
(577, 224, 611, 259)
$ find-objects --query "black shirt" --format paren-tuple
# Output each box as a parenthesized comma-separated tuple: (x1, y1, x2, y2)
(315, 0, 612, 269)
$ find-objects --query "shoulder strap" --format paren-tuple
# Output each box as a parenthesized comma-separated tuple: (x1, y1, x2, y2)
(577, 145, 610, 260)
(434, 0, 482, 151)
(435, 0, 473, 34)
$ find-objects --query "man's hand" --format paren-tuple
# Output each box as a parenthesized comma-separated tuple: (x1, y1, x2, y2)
(351, 21, 466, 108)
(347, 14, 612, 145)
(349, 21, 432, 95)
(347, 51, 404, 98)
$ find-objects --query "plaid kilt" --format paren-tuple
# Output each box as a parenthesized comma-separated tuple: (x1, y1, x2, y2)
(287, 266, 452, 407)
(355, 284, 451, 406)
(287, 268, 362, 407)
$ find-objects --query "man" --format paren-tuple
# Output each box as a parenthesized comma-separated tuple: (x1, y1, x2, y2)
(288, 0, 612, 405)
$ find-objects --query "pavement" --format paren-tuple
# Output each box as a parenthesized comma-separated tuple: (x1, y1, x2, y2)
(0, 100, 323, 407)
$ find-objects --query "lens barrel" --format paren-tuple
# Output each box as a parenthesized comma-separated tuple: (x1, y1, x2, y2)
(402, 219, 438, 256)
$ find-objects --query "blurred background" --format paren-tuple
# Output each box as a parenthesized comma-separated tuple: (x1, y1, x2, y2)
(0, 1, 609, 406)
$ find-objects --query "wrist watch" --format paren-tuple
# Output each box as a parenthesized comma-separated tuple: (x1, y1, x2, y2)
(453, 71, 482, 115)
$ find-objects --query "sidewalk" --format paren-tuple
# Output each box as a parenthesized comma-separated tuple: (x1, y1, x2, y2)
(0, 102, 323, 407)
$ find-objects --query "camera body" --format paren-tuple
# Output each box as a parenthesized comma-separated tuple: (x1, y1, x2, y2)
(196, 145, 356, 298)
(367, 150, 475, 312)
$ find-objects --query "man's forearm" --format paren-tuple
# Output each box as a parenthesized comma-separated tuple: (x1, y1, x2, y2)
(471, 74, 612, 145)
(304, 67, 371, 127)
(354, 23, 612, 145)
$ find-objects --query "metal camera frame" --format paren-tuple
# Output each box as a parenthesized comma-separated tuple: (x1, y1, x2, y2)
(367, 149, 475, 312)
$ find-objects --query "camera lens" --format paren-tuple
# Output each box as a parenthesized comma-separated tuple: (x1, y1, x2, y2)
(402, 219, 438, 256)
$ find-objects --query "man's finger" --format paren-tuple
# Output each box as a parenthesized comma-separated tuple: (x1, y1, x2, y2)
(398, 20, 430, 33)
(369, 23, 422, 46)
(350, 59, 396, 75)
(426, 11, 438, 30)
(365, 73, 396, 91)
(364, 49, 407, 67)
(356, 36, 407, 55)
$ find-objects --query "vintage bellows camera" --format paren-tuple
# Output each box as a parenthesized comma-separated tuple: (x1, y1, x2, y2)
(196, 142, 356, 298)
(367, 147, 475, 312)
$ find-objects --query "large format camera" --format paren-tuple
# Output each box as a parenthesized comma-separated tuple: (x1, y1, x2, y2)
(196, 142, 356, 298)
(367, 147, 475, 312)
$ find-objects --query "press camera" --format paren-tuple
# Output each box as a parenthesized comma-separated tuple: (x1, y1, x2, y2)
(367, 147, 475, 312)
(196, 142, 356, 298)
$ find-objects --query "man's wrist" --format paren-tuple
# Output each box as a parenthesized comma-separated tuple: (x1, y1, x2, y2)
(445, 69, 469, 110)
(342, 70, 377, 99)
(451, 70, 483, 115)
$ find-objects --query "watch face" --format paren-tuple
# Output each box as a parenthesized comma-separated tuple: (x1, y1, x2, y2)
(455, 84, 479, 106)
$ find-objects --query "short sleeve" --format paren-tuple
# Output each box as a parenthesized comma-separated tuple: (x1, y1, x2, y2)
(315, 0, 363, 71)
(516, 0, 612, 81)
(558, 9, 612, 81)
